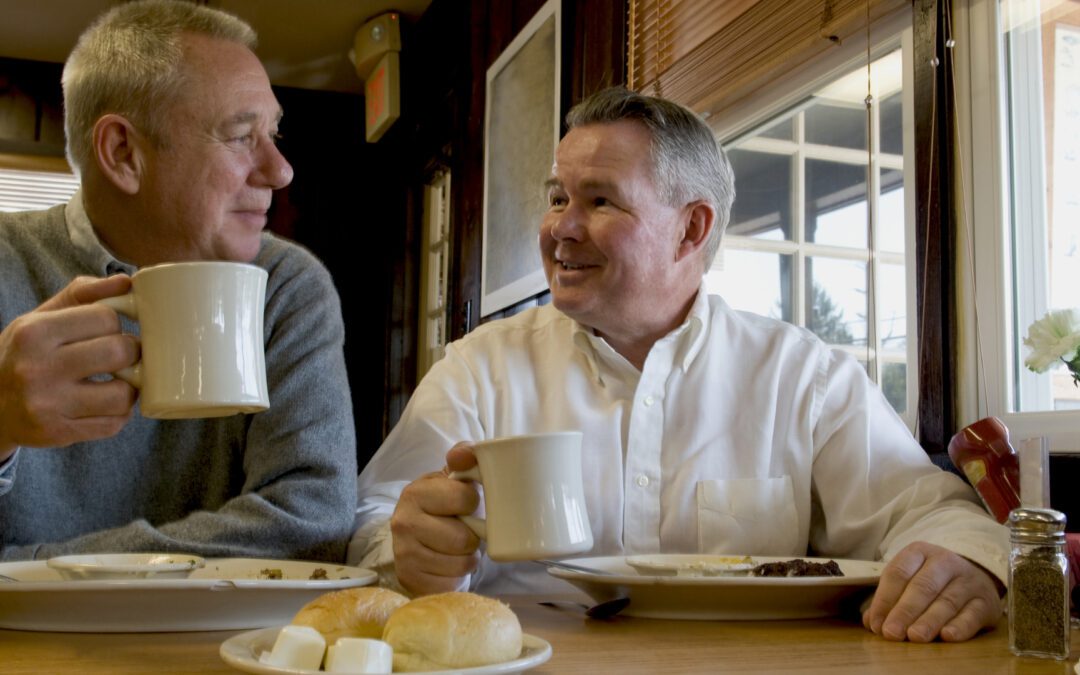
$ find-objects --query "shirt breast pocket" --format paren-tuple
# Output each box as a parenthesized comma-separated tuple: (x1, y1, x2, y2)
(695, 476, 800, 555)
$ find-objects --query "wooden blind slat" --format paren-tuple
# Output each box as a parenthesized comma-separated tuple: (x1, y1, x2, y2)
(628, 0, 907, 118)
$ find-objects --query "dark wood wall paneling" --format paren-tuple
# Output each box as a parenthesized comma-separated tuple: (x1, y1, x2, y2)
(266, 86, 402, 464)
(912, 0, 956, 457)
(0, 56, 65, 157)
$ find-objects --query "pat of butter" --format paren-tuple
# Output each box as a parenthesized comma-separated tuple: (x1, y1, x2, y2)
(261, 625, 326, 670)
(325, 638, 393, 674)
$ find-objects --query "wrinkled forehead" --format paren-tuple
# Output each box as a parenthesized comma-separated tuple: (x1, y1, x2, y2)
(170, 34, 283, 124)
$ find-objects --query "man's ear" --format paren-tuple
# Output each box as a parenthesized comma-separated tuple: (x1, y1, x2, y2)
(675, 200, 716, 262)
(93, 114, 146, 195)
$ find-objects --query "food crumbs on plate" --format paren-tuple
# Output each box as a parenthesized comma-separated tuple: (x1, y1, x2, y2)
(260, 568, 284, 580)
(309, 568, 328, 580)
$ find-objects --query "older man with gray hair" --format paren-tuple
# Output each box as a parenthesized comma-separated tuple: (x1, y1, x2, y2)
(0, 0, 356, 561)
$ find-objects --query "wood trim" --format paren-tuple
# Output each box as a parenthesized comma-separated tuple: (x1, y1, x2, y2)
(0, 153, 72, 173)
(913, 0, 956, 452)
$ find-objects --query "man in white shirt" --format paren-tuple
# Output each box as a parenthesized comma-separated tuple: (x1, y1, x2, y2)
(350, 87, 1008, 642)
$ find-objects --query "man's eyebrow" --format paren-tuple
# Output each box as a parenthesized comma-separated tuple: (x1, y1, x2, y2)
(543, 178, 619, 193)
(224, 109, 285, 126)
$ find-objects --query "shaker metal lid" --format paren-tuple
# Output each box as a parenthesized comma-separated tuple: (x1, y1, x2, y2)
(1008, 507, 1067, 538)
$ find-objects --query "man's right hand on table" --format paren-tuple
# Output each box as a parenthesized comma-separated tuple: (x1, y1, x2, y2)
(0, 275, 139, 460)
(390, 442, 484, 596)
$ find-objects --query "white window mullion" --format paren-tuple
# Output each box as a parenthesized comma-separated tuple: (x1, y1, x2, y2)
(1005, 0, 1053, 412)
(793, 110, 807, 328)
(868, 93, 882, 384)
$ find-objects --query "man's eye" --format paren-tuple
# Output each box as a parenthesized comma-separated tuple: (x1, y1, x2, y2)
(593, 197, 610, 207)
(549, 194, 567, 207)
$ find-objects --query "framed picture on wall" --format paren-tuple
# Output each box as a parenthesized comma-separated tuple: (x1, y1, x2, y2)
(480, 0, 561, 317)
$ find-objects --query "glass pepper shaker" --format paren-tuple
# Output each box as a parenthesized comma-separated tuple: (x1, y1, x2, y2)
(1008, 507, 1070, 659)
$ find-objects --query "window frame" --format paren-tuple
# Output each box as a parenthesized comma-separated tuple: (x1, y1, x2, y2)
(957, 0, 1080, 450)
(707, 13, 918, 430)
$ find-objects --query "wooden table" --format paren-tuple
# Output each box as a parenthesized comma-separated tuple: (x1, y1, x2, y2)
(0, 594, 1076, 674)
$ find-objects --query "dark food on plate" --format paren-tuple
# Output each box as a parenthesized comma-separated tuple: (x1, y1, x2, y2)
(751, 559, 844, 577)
(259, 568, 284, 579)
(308, 568, 328, 580)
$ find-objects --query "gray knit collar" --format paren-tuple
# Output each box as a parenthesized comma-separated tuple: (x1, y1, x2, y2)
(64, 189, 137, 277)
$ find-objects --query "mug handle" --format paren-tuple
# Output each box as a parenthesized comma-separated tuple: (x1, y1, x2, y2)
(447, 466, 487, 540)
(95, 294, 143, 389)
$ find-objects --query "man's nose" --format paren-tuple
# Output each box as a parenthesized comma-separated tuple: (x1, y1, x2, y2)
(549, 202, 585, 241)
(256, 142, 294, 190)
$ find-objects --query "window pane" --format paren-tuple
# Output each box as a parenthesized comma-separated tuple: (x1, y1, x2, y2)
(879, 169, 905, 253)
(880, 91, 903, 155)
(727, 149, 792, 240)
(882, 362, 908, 414)
(758, 117, 793, 141)
(1001, 3, 1080, 413)
(806, 257, 866, 346)
(804, 100, 867, 150)
(705, 249, 792, 322)
(806, 159, 867, 248)
(879, 263, 907, 352)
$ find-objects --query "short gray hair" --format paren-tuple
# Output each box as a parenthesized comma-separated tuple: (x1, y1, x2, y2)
(62, 0, 257, 175)
(565, 87, 735, 272)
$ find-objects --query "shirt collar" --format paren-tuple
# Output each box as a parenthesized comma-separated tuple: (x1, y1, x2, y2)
(65, 189, 137, 276)
(678, 284, 710, 371)
(567, 282, 712, 381)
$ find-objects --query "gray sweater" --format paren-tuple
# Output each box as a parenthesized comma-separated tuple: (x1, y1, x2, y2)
(0, 196, 357, 562)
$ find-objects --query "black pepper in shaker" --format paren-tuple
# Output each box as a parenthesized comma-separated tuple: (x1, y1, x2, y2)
(1008, 507, 1070, 660)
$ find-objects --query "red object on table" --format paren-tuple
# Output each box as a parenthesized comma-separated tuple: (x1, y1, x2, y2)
(947, 416, 1021, 524)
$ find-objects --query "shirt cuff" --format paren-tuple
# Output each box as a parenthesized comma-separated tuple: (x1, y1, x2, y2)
(347, 518, 471, 597)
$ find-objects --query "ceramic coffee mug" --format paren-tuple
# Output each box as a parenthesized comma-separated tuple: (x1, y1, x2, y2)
(96, 261, 269, 419)
(450, 431, 593, 561)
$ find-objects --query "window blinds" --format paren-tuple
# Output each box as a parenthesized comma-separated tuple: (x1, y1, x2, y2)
(627, 0, 908, 120)
(0, 167, 80, 213)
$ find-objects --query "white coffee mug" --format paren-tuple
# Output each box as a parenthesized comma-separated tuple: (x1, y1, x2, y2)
(96, 261, 269, 419)
(450, 431, 593, 561)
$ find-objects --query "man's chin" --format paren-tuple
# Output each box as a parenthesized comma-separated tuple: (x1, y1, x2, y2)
(550, 294, 594, 325)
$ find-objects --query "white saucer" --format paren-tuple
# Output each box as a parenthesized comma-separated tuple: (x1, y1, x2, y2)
(220, 626, 553, 674)
(46, 553, 206, 580)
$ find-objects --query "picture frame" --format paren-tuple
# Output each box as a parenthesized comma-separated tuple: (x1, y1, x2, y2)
(480, 0, 561, 317)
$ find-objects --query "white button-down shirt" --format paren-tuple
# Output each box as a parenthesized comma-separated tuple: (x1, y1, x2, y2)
(349, 290, 1007, 594)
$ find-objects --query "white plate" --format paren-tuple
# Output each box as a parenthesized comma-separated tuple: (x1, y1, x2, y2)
(0, 558, 377, 632)
(625, 554, 754, 577)
(547, 555, 883, 620)
(220, 626, 553, 675)
(46, 553, 206, 580)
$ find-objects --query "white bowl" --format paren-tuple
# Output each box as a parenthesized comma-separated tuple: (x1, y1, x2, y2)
(46, 554, 206, 580)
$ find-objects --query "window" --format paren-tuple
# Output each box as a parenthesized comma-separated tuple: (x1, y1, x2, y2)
(417, 169, 452, 377)
(0, 164, 79, 212)
(706, 45, 917, 425)
(962, 0, 1080, 449)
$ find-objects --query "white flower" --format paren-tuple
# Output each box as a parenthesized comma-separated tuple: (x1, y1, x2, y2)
(1023, 308, 1080, 373)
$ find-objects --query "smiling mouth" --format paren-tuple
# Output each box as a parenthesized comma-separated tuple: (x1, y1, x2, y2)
(558, 261, 591, 270)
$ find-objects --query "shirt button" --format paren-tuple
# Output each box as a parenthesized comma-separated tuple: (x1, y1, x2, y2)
(636, 474, 649, 487)
(644, 395, 655, 406)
